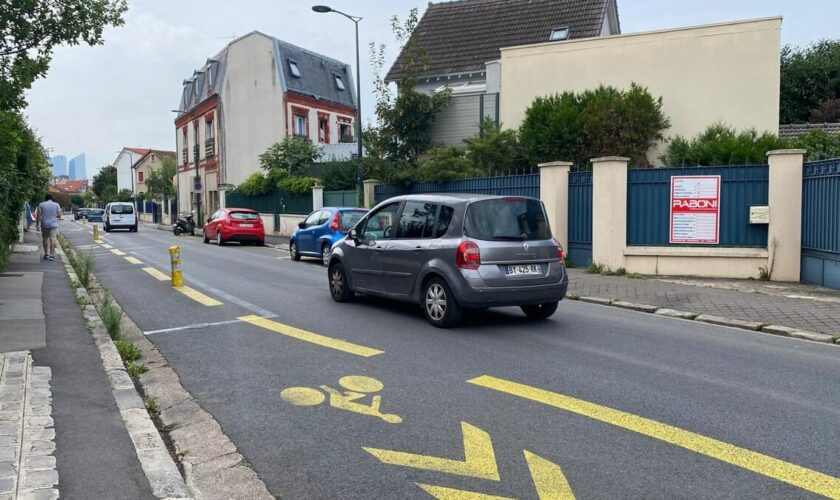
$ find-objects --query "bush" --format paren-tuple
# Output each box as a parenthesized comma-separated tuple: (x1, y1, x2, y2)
(235, 173, 273, 196)
(75, 250, 95, 288)
(259, 137, 322, 176)
(126, 362, 148, 378)
(278, 176, 321, 194)
(303, 161, 358, 191)
(519, 83, 669, 168)
(417, 147, 481, 182)
(661, 124, 788, 166)
(464, 119, 527, 174)
(115, 340, 141, 362)
(791, 129, 840, 160)
(98, 294, 122, 339)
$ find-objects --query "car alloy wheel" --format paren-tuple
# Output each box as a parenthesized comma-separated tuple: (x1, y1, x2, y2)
(329, 263, 352, 302)
(290, 241, 300, 261)
(423, 278, 462, 328)
(216, 231, 223, 246)
(321, 244, 331, 267)
(203, 230, 208, 243)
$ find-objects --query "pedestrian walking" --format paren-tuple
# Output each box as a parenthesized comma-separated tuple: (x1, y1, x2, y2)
(34, 193, 63, 261)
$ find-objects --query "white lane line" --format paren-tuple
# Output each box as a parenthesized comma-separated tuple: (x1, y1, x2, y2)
(144, 319, 243, 335)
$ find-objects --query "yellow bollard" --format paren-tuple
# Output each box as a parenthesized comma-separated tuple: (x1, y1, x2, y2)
(169, 245, 183, 288)
(92, 223, 99, 241)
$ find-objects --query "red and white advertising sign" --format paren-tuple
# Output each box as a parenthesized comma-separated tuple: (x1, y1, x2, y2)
(669, 175, 720, 244)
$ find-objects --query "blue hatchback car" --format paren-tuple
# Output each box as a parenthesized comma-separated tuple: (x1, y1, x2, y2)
(87, 208, 105, 222)
(290, 207, 368, 265)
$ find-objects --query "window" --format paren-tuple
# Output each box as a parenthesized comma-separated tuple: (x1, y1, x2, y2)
(338, 210, 366, 232)
(360, 203, 399, 240)
(339, 121, 354, 143)
(303, 210, 322, 228)
(465, 198, 551, 241)
(317, 210, 331, 225)
(138, 171, 144, 183)
(288, 60, 301, 78)
(318, 114, 329, 143)
(396, 201, 437, 239)
(293, 114, 308, 137)
(436, 205, 454, 237)
(549, 27, 570, 41)
(205, 119, 214, 140)
(151, 154, 156, 162)
(229, 211, 259, 220)
(334, 75, 345, 91)
(110, 204, 134, 215)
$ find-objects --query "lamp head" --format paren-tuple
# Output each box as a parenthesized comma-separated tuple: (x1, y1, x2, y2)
(312, 5, 332, 13)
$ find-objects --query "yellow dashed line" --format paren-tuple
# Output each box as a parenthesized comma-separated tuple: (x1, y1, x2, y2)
(110, 249, 126, 256)
(102, 244, 113, 249)
(467, 375, 840, 498)
(174, 286, 222, 307)
(142, 267, 170, 281)
(124, 256, 142, 265)
(239, 315, 383, 357)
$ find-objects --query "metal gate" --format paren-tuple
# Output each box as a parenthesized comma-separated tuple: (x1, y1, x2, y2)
(801, 158, 840, 288)
(567, 170, 592, 266)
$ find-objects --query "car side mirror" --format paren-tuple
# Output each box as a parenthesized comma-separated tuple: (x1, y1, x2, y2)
(349, 228, 360, 241)
(206, 218, 212, 223)
(298, 221, 307, 229)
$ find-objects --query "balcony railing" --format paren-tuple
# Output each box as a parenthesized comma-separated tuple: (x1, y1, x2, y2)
(204, 139, 215, 157)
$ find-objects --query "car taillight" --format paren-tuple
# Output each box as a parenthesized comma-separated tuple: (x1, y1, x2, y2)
(554, 239, 565, 262)
(330, 212, 341, 231)
(456, 241, 481, 270)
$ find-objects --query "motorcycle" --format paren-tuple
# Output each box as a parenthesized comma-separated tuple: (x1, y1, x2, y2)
(173, 214, 195, 236)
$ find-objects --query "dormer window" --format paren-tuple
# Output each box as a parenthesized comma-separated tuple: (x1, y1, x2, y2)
(549, 27, 570, 41)
(289, 60, 301, 78)
(334, 75, 345, 91)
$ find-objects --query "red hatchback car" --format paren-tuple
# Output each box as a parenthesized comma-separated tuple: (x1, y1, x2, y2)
(203, 208, 265, 246)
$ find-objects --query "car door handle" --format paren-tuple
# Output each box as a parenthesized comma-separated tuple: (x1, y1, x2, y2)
(413, 246, 424, 251)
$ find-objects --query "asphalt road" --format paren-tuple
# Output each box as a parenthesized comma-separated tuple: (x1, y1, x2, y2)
(61, 219, 840, 499)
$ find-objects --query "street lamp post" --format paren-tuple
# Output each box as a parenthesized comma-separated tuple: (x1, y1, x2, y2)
(312, 5, 364, 204)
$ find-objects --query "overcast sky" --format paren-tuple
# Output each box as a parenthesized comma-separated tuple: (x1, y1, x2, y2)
(24, 0, 838, 179)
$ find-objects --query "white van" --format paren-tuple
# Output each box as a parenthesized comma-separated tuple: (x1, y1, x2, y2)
(104, 202, 138, 232)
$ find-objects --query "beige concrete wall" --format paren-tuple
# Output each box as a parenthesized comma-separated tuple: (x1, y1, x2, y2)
(221, 33, 286, 187)
(500, 17, 782, 163)
(766, 150, 804, 282)
(624, 247, 768, 279)
(538, 161, 572, 251)
(257, 213, 305, 236)
(591, 157, 628, 270)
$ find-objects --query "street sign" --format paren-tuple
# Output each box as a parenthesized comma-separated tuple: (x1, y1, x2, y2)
(194, 180, 202, 192)
(669, 175, 720, 244)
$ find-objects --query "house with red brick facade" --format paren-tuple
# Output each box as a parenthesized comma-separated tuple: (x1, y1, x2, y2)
(174, 31, 357, 221)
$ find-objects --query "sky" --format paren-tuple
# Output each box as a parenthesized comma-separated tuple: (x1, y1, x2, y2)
(24, 0, 839, 179)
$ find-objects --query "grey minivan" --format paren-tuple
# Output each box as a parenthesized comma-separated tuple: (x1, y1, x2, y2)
(327, 194, 568, 327)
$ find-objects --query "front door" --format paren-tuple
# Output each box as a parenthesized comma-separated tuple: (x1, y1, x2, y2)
(346, 202, 399, 291)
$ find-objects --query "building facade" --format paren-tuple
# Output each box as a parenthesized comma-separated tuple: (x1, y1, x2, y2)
(132, 150, 176, 196)
(68, 154, 86, 180)
(113, 147, 150, 193)
(387, 0, 620, 146)
(49, 156, 67, 178)
(174, 31, 358, 223)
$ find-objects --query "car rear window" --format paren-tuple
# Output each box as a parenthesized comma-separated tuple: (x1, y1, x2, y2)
(229, 212, 259, 220)
(90, 210, 104, 215)
(339, 210, 366, 232)
(464, 198, 551, 241)
(111, 204, 133, 214)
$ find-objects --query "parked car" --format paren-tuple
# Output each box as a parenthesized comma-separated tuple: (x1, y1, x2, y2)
(327, 194, 568, 327)
(86, 209, 105, 223)
(290, 207, 368, 266)
(203, 208, 265, 246)
(74, 208, 90, 220)
(103, 202, 138, 232)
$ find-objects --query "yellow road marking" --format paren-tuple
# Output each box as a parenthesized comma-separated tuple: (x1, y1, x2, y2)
(239, 315, 383, 357)
(364, 422, 500, 481)
(110, 249, 126, 256)
(142, 267, 170, 281)
(417, 484, 513, 500)
(101, 244, 113, 249)
(524, 450, 576, 500)
(467, 375, 840, 498)
(175, 285, 222, 306)
(124, 256, 142, 265)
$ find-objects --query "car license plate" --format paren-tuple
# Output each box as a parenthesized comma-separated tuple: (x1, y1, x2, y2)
(505, 264, 541, 276)
(240, 223, 254, 227)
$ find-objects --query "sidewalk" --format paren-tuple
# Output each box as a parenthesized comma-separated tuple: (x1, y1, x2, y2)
(567, 269, 840, 337)
(0, 232, 154, 498)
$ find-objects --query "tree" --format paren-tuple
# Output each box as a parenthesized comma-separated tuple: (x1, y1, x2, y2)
(1, 0, 127, 111)
(780, 40, 840, 124)
(809, 98, 840, 123)
(117, 188, 132, 202)
(519, 84, 670, 167)
(91, 165, 118, 202)
(367, 9, 451, 169)
(790, 129, 840, 160)
(464, 119, 527, 175)
(70, 194, 84, 207)
(660, 124, 788, 166)
(417, 147, 480, 182)
(82, 191, 95, 207)
(146, 157, 177, 201)
(259, 137, 322, 177)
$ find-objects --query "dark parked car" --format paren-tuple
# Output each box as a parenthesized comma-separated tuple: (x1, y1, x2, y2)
(327, 194, 568, 327)
(86, 209, 105, 223)
(74, 208, 90, 220)
(290, 207, 368, 266)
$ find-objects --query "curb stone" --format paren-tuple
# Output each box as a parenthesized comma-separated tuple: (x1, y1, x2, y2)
(56, 244, 192, 499)
(568, 290, 837, 348)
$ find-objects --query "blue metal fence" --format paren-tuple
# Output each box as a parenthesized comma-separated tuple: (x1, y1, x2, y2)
(373, 173, 540, 205)
(567, 171, 593, 265)
(626, 165, 769, 247)
(324, 190, 359, 207)
(801, 158, 840, 288)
